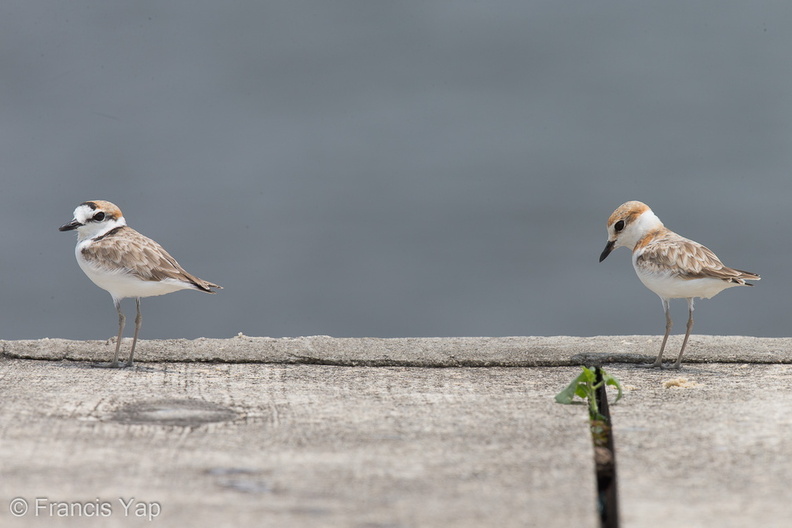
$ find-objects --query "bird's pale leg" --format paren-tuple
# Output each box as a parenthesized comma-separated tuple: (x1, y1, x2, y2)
(672, 298, 695, 370)
(652, 299, 672, 368)
(110, 298, 125, 368)
(125, 298, 142, 367)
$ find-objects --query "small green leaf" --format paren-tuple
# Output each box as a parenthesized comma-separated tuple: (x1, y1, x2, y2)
(601, 370, 623, 404)
(579, 366, 597, 384)
(554, 371, 586, 404)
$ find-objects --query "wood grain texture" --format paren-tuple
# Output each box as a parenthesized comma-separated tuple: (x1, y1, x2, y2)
(0, 360, 596, 527)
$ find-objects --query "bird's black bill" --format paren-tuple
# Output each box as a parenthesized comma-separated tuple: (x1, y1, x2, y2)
(599, 240, 615, 262)
(59, 220, 81, 232)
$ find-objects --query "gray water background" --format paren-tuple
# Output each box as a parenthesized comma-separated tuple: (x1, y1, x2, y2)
(3, 1, 790, 340)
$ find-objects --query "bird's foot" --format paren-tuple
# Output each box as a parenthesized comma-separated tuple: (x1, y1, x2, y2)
(637, 362, 664, 369)
(90, 361, 130, 369)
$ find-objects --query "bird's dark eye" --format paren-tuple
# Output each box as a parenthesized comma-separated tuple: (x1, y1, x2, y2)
(614, 220, 625, 232)
(93, 212, 106, 222)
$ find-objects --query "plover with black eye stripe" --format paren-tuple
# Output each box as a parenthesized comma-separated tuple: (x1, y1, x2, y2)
(60, 200, 221, 367)
(599, 201, 759, 369)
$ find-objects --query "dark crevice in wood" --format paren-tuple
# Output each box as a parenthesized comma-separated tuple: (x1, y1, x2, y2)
(593, 366, 619, 528)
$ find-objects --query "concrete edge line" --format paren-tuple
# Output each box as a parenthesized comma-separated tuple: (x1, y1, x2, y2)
(1, 335, 790, 367)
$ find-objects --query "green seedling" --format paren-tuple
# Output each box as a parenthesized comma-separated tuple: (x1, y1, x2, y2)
(557, 367, 623, 525)
(555, 366, 623, 421)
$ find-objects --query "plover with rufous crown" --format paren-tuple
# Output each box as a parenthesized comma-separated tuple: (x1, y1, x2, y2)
(599, 201, 759, 369)
(60, 200, 221, 368)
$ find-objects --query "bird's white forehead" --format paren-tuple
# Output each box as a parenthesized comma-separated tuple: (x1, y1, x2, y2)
(73, 204, 96, 222)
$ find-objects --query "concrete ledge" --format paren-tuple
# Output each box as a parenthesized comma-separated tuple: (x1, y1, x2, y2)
(3, 334, 790, 365)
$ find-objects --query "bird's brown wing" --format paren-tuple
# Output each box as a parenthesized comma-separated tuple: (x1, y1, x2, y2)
(636, 232, 759, 283)
(81, 226, 221, 292)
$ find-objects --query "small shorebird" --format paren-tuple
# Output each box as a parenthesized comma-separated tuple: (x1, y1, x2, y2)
(60, 200, 221, 367)
(599, 201, 759, 369)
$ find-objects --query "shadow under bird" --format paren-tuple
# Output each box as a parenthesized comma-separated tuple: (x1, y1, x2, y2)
(59, 200, 221, 368)
(599, 201, 759, 369)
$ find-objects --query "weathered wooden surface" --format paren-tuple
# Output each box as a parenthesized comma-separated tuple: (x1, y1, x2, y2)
(1, 336, 791, 527)
(606, 362, 792, 528)
(0, 358, 596, 528)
